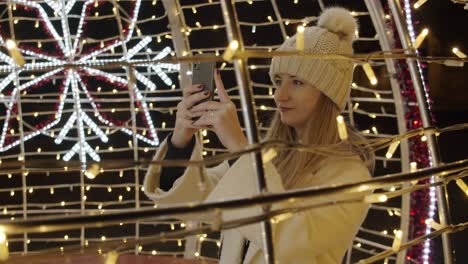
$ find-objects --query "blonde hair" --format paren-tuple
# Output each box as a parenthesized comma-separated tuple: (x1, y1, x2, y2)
(265, 93, 374, 189)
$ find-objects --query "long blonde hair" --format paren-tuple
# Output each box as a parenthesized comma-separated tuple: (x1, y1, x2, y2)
(265, 93, 374, 189)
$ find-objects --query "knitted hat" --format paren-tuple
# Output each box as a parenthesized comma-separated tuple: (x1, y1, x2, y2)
(269, 7, 358, 111)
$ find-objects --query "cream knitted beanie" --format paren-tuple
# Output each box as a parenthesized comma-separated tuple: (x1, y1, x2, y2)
(269, 7, 357, 111)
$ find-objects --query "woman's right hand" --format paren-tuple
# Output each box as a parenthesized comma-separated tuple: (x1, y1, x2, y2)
(171, 84, 211, 148)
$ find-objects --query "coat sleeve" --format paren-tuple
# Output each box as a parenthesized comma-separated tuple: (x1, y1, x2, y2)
(208, 155, 371, 261)
(143, 136, 230, 206)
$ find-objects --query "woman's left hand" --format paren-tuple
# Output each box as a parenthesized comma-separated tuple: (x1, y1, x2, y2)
(191, 69, 248, 152)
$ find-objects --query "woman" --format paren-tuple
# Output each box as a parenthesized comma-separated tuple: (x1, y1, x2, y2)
(144, 7, 374, 264)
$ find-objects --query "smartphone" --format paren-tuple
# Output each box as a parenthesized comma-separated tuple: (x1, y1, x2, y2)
(191, 58, 215, 120)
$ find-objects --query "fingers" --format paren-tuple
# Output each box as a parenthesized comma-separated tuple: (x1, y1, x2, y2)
(190, 100, 223, 112)
(214, 69, 230, 103)
(183, 84, 205, 97)
(191, 112, 214, 128)
(183, 90, 212, 109)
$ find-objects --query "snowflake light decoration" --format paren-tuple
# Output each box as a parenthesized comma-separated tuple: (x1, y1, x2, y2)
(0, 0, 180, 165)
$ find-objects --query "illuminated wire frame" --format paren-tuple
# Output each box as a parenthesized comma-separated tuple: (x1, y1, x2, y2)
(0, 1, 463, 264)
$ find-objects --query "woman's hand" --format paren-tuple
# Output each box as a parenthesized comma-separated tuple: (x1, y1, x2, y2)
(171, 84, 211, 148)
(191, 69, 248, 152)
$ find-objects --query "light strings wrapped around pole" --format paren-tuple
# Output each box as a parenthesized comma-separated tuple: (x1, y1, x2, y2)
(219, 1, 275, 263)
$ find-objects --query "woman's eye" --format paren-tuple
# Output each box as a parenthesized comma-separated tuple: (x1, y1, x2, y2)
(274, 79, 282, 86)
(293, 80, 304, 86)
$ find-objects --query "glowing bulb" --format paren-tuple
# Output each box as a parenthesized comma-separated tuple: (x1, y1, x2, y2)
(392, 230, 403, 251)
(362, 63, 378, 85)
(385, 141, 400, 159)
(336, 115, 348, 140)
(296, 25, 305, 51)
(452, 47, 467, 58)
(85, 163, 101, 179)
(413, 0, 428, 9)
(222, 40, 239, 61)
(413, 28, 429, 48)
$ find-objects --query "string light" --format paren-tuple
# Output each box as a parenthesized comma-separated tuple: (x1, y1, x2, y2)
(413, 0, 428, 9)
(84, 163, 101, 179)
(452, 47, 467, 58)
(362, 63, 378, 85)
(413, 28, 429, 49)
(5, 39, 25, 66)
(222, 40, 239, 61)
(425, 219, 444, 230)
(385, 141, 400, 159)
(455, 179, 468, 196)
(336, 115, 348, 140)
(296, 25, 305, 51)
(105, 251, 119, 264)
(392, 230, 403, 251)
(0, 227, 8, 261)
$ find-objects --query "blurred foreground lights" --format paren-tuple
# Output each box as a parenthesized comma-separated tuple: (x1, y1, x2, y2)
(425, 218, 444, 230)
(5, 39, 25, 67)
(452, 47, 467, 58)
(391, 230, 403, 251)
(362, 63, 378, 85)
(0, 228, 8, 261)
(455, 179, 468, 196)
(105, 251, 119, 264)
(85, 163, 101, 179)
(222, 40, 239, 61)
(413, 28, 429, 49)
(364, 194, 388, 203)
(413, 0, 428, 9)
(336, 115, 348, 140)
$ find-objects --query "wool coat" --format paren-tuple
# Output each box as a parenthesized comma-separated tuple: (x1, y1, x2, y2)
(144, 136, 372, 263)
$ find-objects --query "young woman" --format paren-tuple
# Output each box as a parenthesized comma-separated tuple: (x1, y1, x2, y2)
(144, 7, 374, 264)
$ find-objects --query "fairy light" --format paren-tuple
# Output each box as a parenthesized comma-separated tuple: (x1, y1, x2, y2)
(105, 251, 119, 264)
(392, 230, 403, 251)
(296, 25, 305, 51)
(413, 28, 429, 49)
(455, 179, 468, 196)
(0, 227, 8, 261)
(5, 39, 25, 67)
(364, 194, 388, 203)
(362, 63, 378, 85)
(385, 141, 400, 159)
(413, 0, 428, 9)
(16, 0, 67, 53)
(353, 102, 359, 110)
(336, 115, 348, 140)
(84, 163, 101, 179)
(222, 40, 239, 61)
(452, 47, 467, 58)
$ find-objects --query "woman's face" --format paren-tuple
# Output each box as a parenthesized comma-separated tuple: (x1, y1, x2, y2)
(273, 73, 321, 130)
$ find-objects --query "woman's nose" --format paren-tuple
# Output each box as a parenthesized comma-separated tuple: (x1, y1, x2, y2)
(274, 84, 290, 102)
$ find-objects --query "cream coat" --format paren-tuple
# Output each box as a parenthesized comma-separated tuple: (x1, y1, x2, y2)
(144, 136, 372, 263)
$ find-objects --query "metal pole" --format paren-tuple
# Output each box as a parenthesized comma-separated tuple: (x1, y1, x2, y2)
(161, 0, 200, 258)
(388, 1, 454, 263)
(219, 1, 275, 263)
(363, 2, 410, 263)
(111, 0, 141, 254)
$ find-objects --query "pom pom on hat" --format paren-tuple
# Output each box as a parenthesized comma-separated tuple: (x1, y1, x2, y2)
(269, 7, 358, 111)
(317, 7, 358, 43)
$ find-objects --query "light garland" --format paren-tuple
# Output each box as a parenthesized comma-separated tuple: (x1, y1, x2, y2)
(0, 1, 461, 262)
(0, 1, 172, 162)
